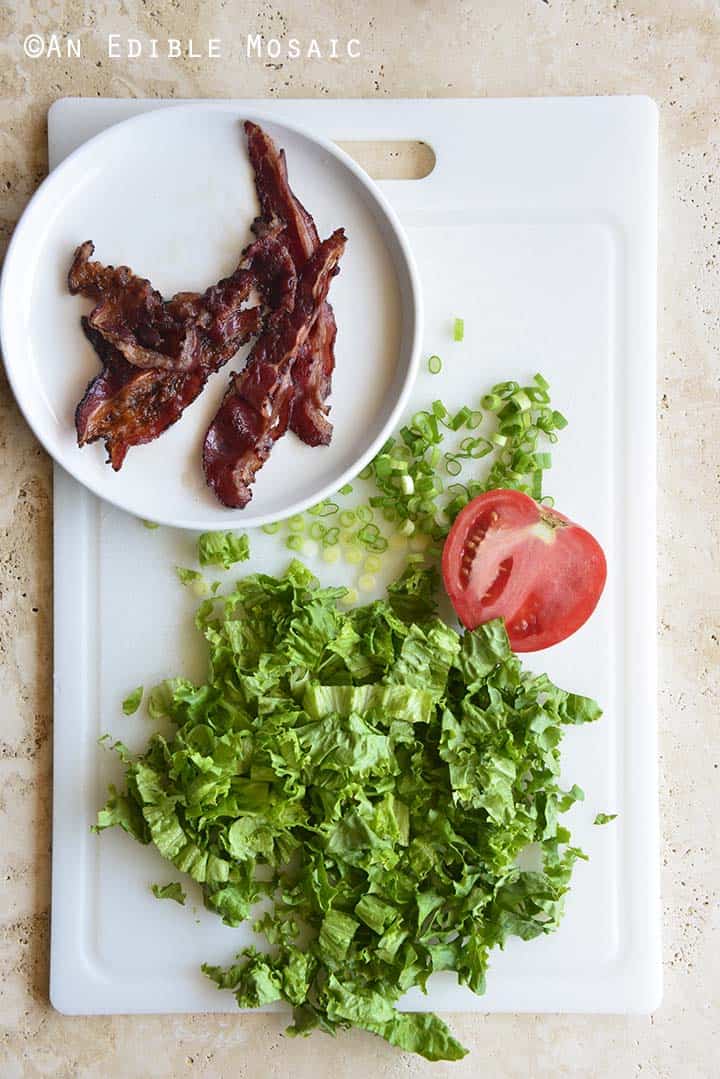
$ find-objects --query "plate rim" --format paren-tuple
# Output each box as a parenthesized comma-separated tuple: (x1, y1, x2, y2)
(0, 102, 423, 530)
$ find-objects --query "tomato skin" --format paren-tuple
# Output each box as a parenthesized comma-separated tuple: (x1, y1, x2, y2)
(441, 489, 606, 652)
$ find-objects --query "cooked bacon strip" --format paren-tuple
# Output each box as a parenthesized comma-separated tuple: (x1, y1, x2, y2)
(245, 121, 338, 447)
(288, 311, 336, 447)
(76, 310, 261, 470)
(203, 229, 346, 508)
(69, 236, 294, 373)
(73, 236, 295, 468)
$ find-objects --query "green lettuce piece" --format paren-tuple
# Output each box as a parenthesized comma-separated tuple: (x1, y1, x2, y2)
(95, 561, 602, 1062)
(593, 812, 618, 825)
(198, 531, 250, 570)
(151, 881, 186, 904)
(122, 685, 144, 716)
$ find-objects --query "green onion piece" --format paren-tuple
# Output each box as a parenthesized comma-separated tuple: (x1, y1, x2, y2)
(358, 465, 373, 480)
(286, 535, 304, 552)
(511, 390, 532, 412)
(399, 519, 415, 536)
(309, 522, 326, 541)
(261, 522, 281, 535)
(345, 546, 363, 565)
(481, 393, 502, 411)
(432, 400, 449, 422)
(445, 455, 462, 476)
(323, 527, 340, 546)
(288, 515, 305, 532)
(449, 406, 471, 431)
(356, 506, 373, 524)
(533, 452, 552, 469)
(492, 380, 519, 397)
(358, 573, 377, 593)
(322, 547, 340, 563)
(338, 483, 353, 495)
(534, 372, 551, 390)
(142, 520, 159, 530)
(453, 317, 464, 341)
(427, 354, 442, 374)
(466, 410, 483, 429)
(491, 432, 508, 448)
(552, 410, 569, 429)
(338, 510, 356, 528)
(407, 553, 425, 565)
(364, 555, 382, 573)
(399, 475, 414, 495)
(531, 471, 543, 500)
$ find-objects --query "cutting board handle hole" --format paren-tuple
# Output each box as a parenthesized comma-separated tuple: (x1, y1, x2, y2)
(335, 140, 436, 180)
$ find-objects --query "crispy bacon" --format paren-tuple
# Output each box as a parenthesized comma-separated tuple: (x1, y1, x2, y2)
(245, 121, 338, 447)
(203, 229, 346, 508)
(69, 236, 294, 372)
(73, 235, 295, 468)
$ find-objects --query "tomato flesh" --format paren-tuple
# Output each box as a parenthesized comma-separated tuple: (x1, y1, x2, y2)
(441, 489, 606, 651)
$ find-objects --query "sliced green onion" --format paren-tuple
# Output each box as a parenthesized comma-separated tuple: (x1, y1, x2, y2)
(356, 506, 373, 524)
(364, 555, 382, 573)
(552, 410, 569, 429)
(289, 515, 305, 532)
(444, 455, 462, 476)
(407, 553, 425, 565)
(286, 535, 304, 552)
(453, 317, 464, 342)
(358, 573, 377, 592)
(399, 475, 414, 495)
(427, 354, 442, 374)
(358, 465, 373, 480)
(309, 522, 326, 540)
(481, 393, 502, 411)
(345, 546, 363, 565)
(322, 547, 340, 563)
(261, 522, 281, 535)
(338, 483, 353, 495)
(338, 510, 356, 528)
(533, 452, 552, 469)
(510, 390, 532, 412)
(398, 519, 415, 536)
(323, 527, 340, 547)
(449, 406, 471, 431)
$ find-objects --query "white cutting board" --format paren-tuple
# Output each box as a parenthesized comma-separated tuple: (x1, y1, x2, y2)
(50, 97, 660, 1015)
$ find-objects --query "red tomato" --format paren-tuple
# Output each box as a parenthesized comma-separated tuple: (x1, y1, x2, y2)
(441, 489, 606, 652)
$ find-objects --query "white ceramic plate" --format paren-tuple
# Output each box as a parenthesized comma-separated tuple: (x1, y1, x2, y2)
(0, 104, 421, 529)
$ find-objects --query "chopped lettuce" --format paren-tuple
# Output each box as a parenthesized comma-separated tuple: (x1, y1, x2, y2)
(198, 531, 250, 570)
(593, 812, 617, 826)
(97, 561, 601, 1061)
(151, 881, 187, 904)
(122, 685, 143, 716)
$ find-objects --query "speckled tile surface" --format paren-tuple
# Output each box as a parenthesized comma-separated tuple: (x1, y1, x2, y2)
(0, 2, 718, 1076)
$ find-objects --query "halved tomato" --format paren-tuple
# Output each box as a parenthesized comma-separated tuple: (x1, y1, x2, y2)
(441, 489, 606, 652)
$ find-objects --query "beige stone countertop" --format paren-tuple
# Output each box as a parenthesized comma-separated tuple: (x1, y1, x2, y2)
(1, 1, 718, 1076)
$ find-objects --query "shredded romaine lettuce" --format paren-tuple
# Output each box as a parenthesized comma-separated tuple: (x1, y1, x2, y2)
(97, 561, 600, 1061)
